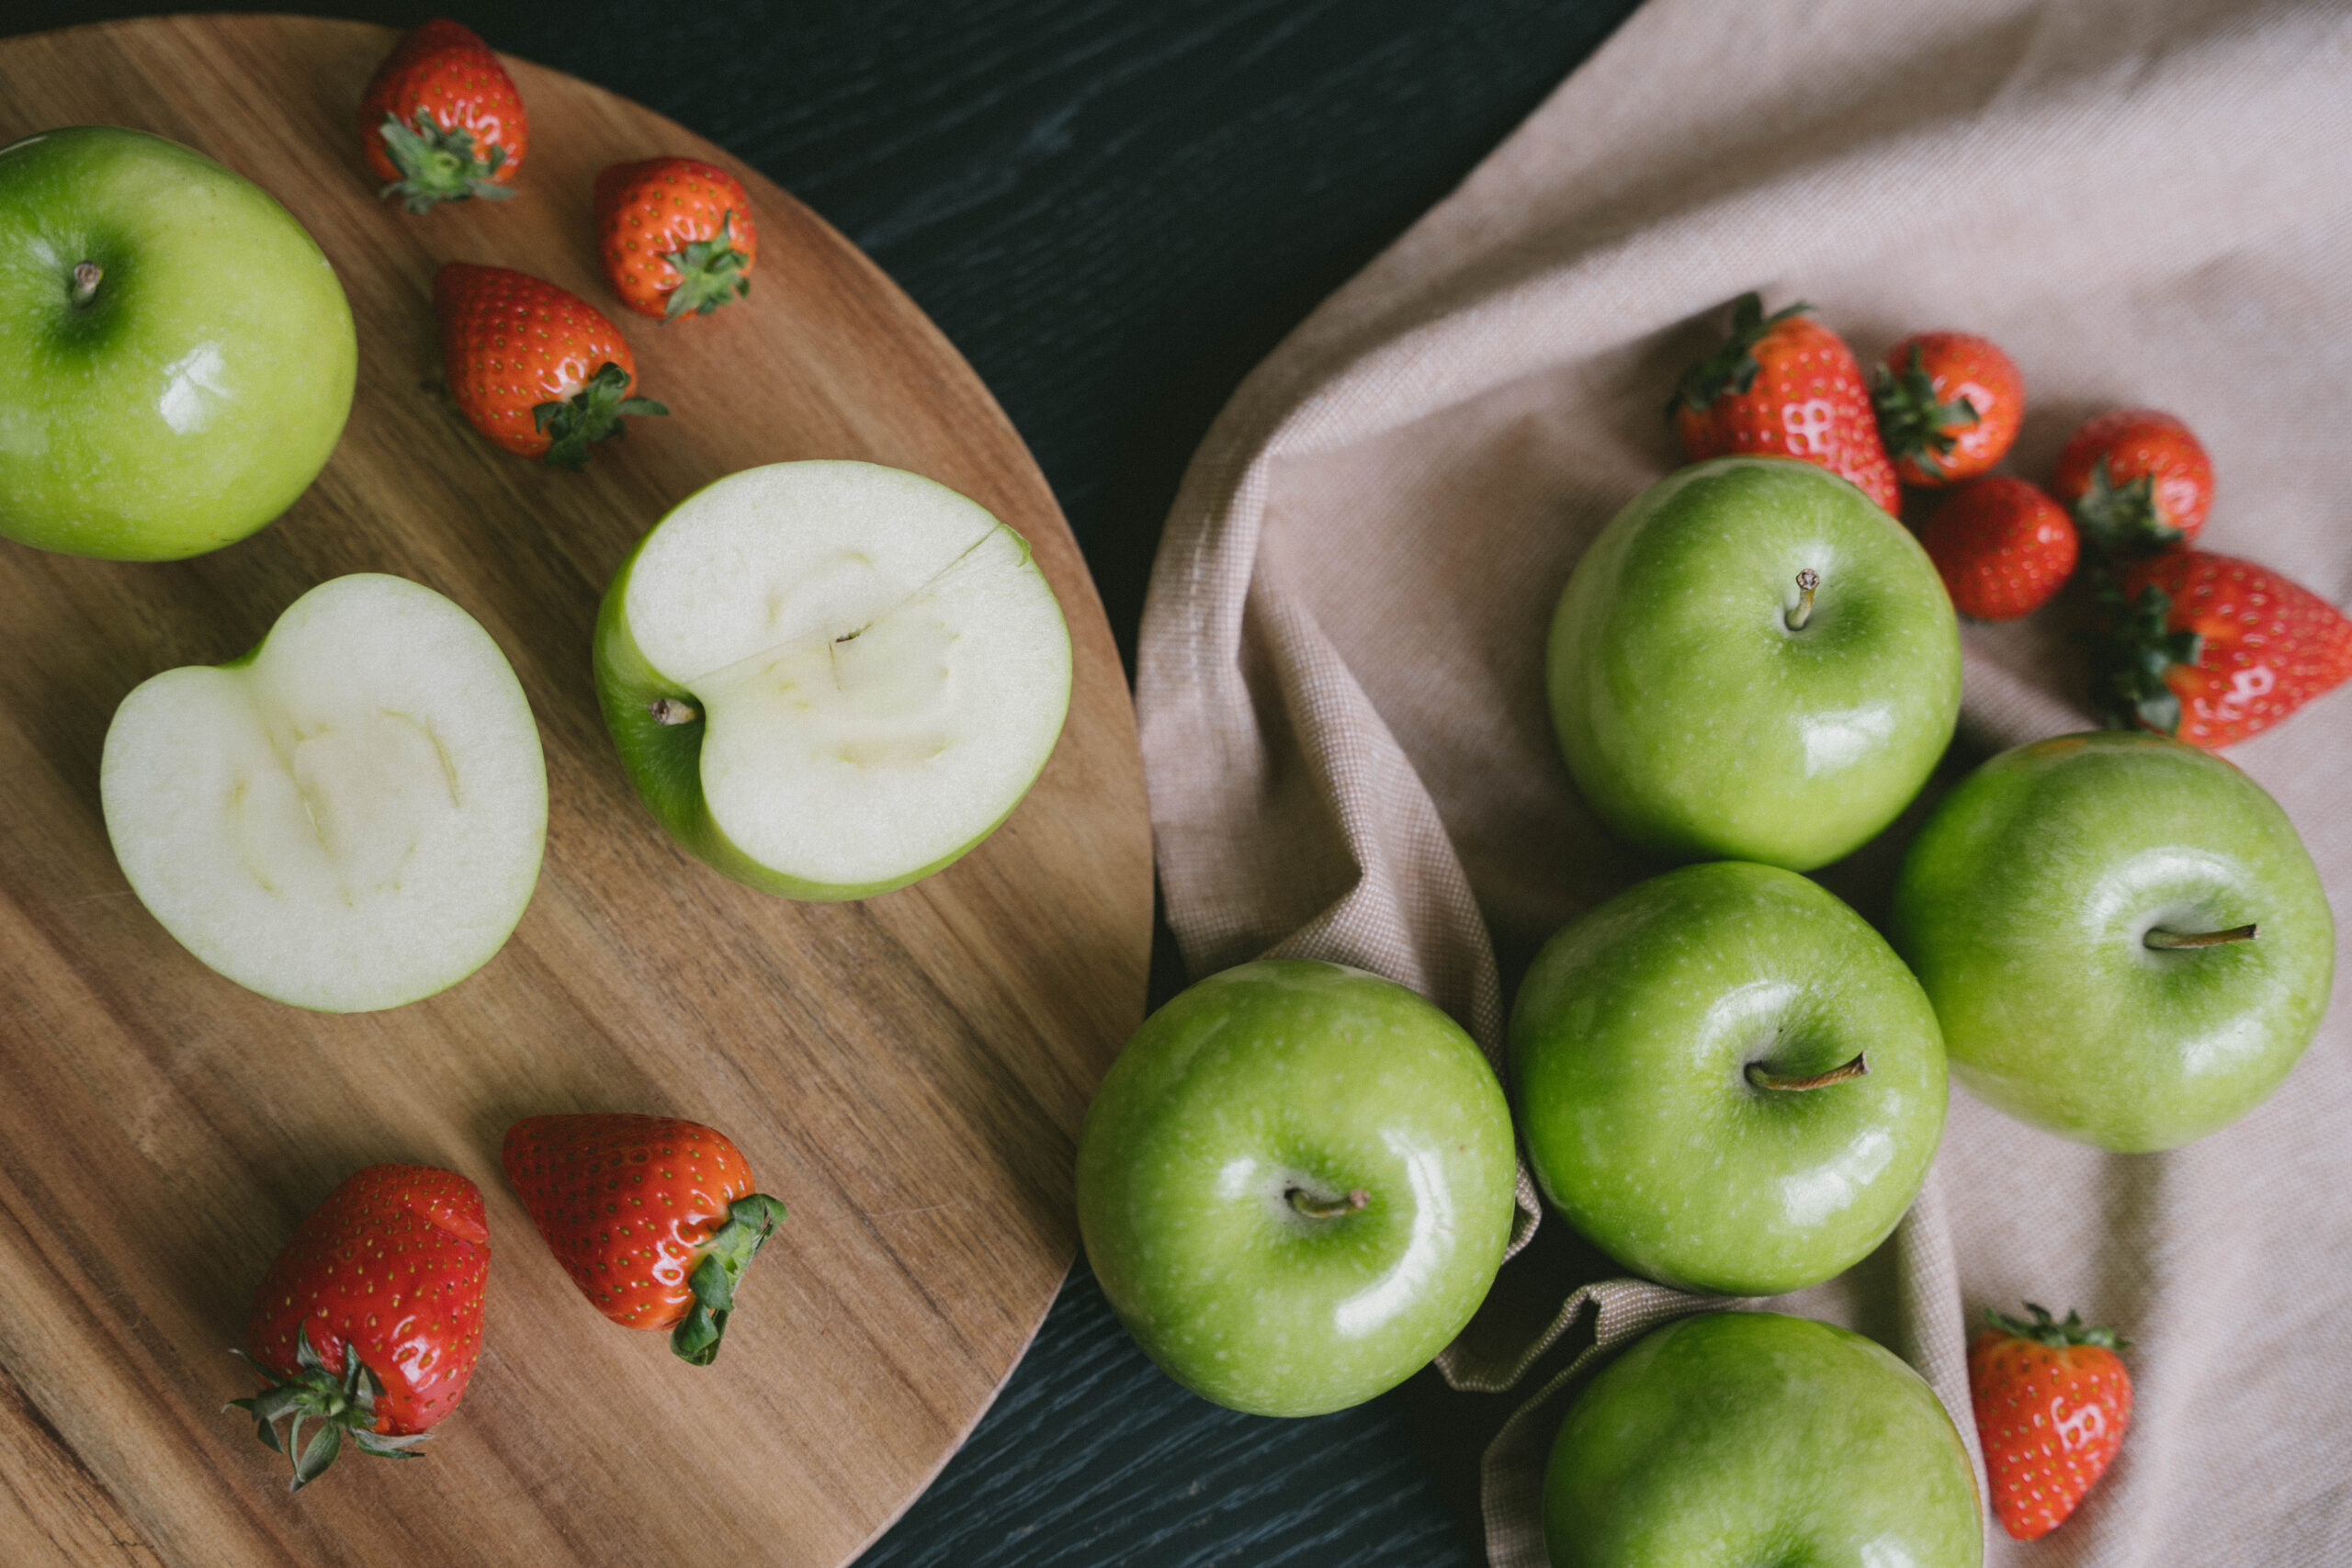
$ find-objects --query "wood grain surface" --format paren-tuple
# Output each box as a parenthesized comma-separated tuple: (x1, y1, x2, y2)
(0, 15, 1151, 1568)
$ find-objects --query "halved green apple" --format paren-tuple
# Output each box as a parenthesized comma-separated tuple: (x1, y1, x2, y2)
(100, 574, 547, 1012)
(594, 461, 1072, 899)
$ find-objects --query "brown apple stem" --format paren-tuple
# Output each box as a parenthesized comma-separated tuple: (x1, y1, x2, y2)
(1787, 569, 1820, 631)
(2144, 923, 2257, 950)
(1286, 1187, 1369, 1220)
(1747, 1051, 1868, 1092)
(70, 262, 101, 308)
(647, 696, 699, 726)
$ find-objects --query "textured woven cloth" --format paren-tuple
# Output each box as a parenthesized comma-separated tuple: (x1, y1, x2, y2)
(1134, 0, 2352, 1562)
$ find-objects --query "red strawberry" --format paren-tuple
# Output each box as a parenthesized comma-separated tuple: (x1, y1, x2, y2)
(2052, 409, 2215, 551)
(357, 19, 527, 214)
(1871, 331, 2024, 486)
(1919, 477, 2077, 620)
(595, 158, 760, 320)
(1970, 1303, 2132, 1540)
(1669, 294, 1900, 512)
(503, 1114, 787, 1365)
(435, 264, 667, 468)
(230, 1164, 489, 1491)
(2090, 550, 2352, 748)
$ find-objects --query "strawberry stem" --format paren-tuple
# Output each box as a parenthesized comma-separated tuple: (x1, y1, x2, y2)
(1747, 1051, 1868, 1092)
(1286, 1186, 1370, 1220)
(376, 109, 517, 214)
(2145, 923, 2257, 950)
(533, 363, 668, 470)
(670, 1193, 789, 1366)
(1787, 569, 1820, 631)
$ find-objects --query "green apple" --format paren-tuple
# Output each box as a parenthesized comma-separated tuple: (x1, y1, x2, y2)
(0, 127, 356, 560)
(1892, 731, 2334, 1152)
(1544, 1312, 1982, 1568)
(1547, 457, 1961, 870)
(1511, 862, 1946, 1296)
(594, 461, 1071, 899)
(1075, 959, 1518, 1416)
(101, 574, 546, 1012)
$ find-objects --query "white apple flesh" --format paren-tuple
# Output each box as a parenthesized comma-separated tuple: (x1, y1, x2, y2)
(594, 461, 1072, 898)
(101, 574, 547, 1012)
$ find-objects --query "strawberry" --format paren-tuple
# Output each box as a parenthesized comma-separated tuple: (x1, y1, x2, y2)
(229, 1164, 490, 1491)
(503, 1114, 787, 1365)
(1919, 477, 2077, 620)
(1970, 1303, 2132, 1540)
(435, 264, 667, 468)
(357, 19, 528, 214)
(1669, 294, 1900, 512)
(1871, 331, 2024, 486)
(2052, 409, 2215, 552)
(2088, 549, 2352, 747)
(595, 158, 759, 320)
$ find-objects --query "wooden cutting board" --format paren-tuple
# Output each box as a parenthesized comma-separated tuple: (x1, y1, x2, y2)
(0, 16, 1151, 1567)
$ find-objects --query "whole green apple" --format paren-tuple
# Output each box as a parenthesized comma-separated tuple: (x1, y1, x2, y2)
(1511, 862, 1946, 1296)
(1892, 731, 2334, 1151)
(0, 127, 356, 560)
(1547, 457, 1961, 869)
(595, 461, 1071, 899)
(1544, 1312, 1982, 1568)
(1075, 959, 1518, 1417)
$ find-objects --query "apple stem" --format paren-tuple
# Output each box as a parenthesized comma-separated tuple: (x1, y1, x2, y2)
(2144, 923, 2257, 950)
(648, 697, 699, 726)
(1286, 1187, 1370, 1220)
(1787, 569, 1820, 631)
(1746, 1051, 1868, 1093)
(70, 262, 101, 308)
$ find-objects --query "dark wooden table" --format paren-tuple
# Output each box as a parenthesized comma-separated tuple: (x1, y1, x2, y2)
(0, 1, 1641, 1560)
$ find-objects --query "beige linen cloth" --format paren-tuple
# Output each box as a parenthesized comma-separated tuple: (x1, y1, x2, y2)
(1135, 0, 2352, 1562)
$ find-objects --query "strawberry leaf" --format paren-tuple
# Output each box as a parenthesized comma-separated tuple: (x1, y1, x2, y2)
(376, 109, 516, 215)
(2080, 578, 2200, 736)
(1985, 1303, 2131, 1352)
(2072, 460, 2178, 562)
(226, 1325, 430, 1492)
(670, 1192, 789, 1366)
(533, 363, 669, 470)
(1667, 292, 1813, 417)
(1869, 344, 1978, 474)
(660, 211, 754, 320)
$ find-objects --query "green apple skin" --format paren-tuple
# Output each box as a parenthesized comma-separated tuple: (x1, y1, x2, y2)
(1891, 731, 2334, 1152)
(1511, 862, 1946, 1296)
(1544, 1312, 1983, 1568)
(1075, 959, 1519, 1417)
(0, 127, 356, 560)
(1547, 457, 1962, 870)
(591, 512, 1067, 902)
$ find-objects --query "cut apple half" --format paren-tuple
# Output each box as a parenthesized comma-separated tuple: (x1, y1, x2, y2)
(100, 574, 548, 1012)
(594, 461, 1072, 899)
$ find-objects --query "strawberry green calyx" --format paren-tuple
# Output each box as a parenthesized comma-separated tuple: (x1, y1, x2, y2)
(1870, 344, 1978, 476)
(661, 212, 755, 320)
(533, 362, 669, 469)
(2082, 576, 2200, 737)
(376, 110, 516, 214)
(227, 1325, 429, 1492)
(671, 1192, 790, 1366)
(2072, 460, 2178, 560)
(1668, 292, 1813, 415)
(1985, 1303, 2130, 1353)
